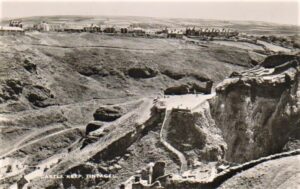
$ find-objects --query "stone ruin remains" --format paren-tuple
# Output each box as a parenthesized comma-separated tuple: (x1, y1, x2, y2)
(120, 161, 171, 189)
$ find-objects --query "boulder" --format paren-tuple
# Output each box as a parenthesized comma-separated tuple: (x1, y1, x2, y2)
(81, 136, 99, 149)
(190, 73, 210, 82)
(5, 79, 23, 95)
(85, 121, 103, 135)
(260, 54, 299, 68)
(23, 59, 37, 74)
(0, 79, 23, 102)
(164, 81, 213, 95)
(164, 85, 189, 95)
(23, 85, 55, 107)
(162, 70, 185, 80)
(93, 106, 123, 122)
(127, 67, 158, 79)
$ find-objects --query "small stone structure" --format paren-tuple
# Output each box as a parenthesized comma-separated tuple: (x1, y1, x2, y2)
(124, 161, 169, 189)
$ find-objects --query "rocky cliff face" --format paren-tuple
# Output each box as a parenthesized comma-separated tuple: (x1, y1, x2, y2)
(211, 55, 300, 163)
(165, 105, 226, 166)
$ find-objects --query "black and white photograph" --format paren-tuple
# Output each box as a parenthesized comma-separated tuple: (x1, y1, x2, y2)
(0, 0, 299, 188)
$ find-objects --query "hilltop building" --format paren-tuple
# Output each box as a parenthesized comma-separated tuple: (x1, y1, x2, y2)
(121, 27, 128, 33)
(103, 26, 116, 33)
(167, 29, 184, 39)
(84, 24, 101, 33)
(156, 28, 168, 35)
(9, 20, 23, 28)
(38, 21, 50, 32)
(128, 27, 146, 36)
(49, 24, 64, 32)
(0, 26, 24, 35)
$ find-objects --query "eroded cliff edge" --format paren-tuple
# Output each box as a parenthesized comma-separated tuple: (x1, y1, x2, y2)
(211, 54, 300, 163)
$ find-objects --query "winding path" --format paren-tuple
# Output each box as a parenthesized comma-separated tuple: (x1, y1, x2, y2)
(159, 110, 188, 173)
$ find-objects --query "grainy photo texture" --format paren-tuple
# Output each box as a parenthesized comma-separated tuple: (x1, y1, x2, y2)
(0, 0, 299, 189)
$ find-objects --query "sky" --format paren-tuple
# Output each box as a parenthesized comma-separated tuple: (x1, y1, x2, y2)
(0, 0, 299, 26)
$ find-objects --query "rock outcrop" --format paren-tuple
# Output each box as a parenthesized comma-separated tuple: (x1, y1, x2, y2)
(0, 79, 23, 102)
(93, 106, 123, 122)
(164, 85, 189, 95)
(260, 54, 298, 68)
(0, 80, 56, 108)
(23, 59, 37, 74)
(162, 70, 185, 80)
(23, 85, 55, 107)
(211, 55, 300, 163)
(127, 67, 158, 79)
(86, 121, 104, 135)
(163, 104, 226, 168)
(164, 81, 213, 95)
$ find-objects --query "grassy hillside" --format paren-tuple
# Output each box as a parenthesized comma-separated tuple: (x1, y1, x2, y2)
(0, 32, 252, 113)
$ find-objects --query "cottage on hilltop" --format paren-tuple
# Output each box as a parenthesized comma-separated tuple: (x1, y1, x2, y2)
(155, 27, 168, 34)
(121, 27, 128, 33)
(128, 27, 146, 36)
(9, 20, 23, 28)
(84, 24, 101, 33)
(49, 24, 64, 32)
(0, 26, 24, 35)
(167, 29, 183, 39)
(103, 26, 116, 33)
(36, 21, 50, 32)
